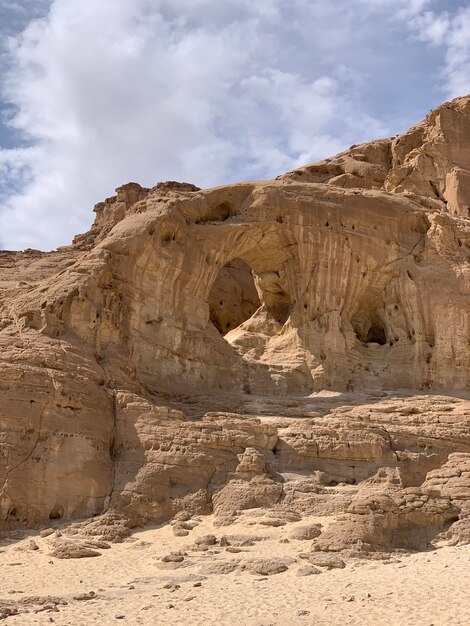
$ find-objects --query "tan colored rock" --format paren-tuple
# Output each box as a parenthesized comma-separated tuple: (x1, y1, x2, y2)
(421, 453, 470, 544)
(28, 539, 39, 551)
(296, 565, 321, 576)
(194, 534, 217, 546)
(304, 553, 346, 569)
(282, 95, 470, 210)
(1, 96, 470, 558)
(172, 524, 189, 537)
(73, 591, 96, 601)
(161, 553, 185, 563)
(289, 523, 322, 541)
(311, 486, 459, 553)
(243, 558, 290, 575)
(49, 544, 102, 559)
(444, 168, 470, 217)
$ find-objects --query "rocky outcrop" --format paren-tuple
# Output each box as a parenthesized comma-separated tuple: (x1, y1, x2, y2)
(1, 95, 470, 553)
(281, 96, 470, 215)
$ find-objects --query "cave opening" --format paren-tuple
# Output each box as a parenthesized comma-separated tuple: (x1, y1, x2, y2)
(365, 325, 387, 345)
(208, 258, 261, 335)
(49, 506, 64, 520)
(351, 305, 388, 347)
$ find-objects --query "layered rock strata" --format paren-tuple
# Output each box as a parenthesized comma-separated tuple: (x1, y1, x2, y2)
(1, 96, 470, 553)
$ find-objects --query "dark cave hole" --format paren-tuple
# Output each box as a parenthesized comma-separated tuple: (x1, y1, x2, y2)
(365, 326, 387, 345)
(351, 309, 388, 346)
(208, 258, 261, 335)
(49, 506, 63, 520)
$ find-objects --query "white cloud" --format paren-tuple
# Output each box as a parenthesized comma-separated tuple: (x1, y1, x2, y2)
(355, 0, 432, 18)
(443, 7, 470, 98)
(410, 11, 451, 45)
(0, 0, 50, 37)
(400, 3, 470, 98)
(0, 0, 467, 250)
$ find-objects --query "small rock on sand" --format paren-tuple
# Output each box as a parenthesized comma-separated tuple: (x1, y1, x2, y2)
(195, 534, 217, 546)
(290, 524, 322, 541)
(245, 559, 289, 576)
(73, 592, 96, 601)
(161, 553, 185, 563)
(297, 565, 321, 576)
(307, 554, 346, 569)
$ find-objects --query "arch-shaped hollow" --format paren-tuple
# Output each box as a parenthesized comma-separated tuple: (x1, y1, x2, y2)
(351, 301, 388, 346)
(365, 325, 387, 345)
(208, 258, 261, 335)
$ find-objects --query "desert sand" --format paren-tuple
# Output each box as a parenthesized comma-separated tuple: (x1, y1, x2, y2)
(1, 514, 470, 625)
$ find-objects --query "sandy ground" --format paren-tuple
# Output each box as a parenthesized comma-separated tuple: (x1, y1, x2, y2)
(1, 513, 469, 626)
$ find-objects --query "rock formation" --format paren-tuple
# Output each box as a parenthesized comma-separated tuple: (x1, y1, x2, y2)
(1, 95, 470, 555)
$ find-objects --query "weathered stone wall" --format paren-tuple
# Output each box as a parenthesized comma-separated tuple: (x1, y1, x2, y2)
(1, 96, 470, 550)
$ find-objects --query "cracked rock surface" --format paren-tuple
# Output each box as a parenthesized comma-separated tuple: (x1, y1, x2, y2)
(1, 95, 470, 553)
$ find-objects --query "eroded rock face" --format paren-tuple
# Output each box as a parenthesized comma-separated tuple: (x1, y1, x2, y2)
(1, 96, 470, 553)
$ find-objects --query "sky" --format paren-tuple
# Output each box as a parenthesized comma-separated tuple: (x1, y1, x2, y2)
(0, 0, 469, 251)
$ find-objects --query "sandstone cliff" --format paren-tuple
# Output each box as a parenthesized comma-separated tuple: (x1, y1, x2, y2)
(1, 96, 470, 555)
